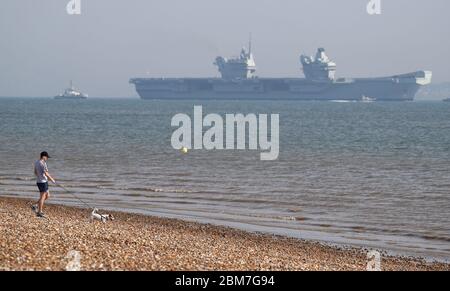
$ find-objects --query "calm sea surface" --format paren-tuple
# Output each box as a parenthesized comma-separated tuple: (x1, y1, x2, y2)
(1, 98, 449, 261)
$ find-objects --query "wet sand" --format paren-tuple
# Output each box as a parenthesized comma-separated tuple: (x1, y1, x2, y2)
(0, 197, 448, 271)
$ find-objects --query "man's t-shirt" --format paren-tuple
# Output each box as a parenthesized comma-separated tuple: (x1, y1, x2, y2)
(34, 160, 48, 183)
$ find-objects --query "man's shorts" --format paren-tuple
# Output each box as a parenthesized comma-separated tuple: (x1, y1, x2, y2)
(37, 182, 49, 193)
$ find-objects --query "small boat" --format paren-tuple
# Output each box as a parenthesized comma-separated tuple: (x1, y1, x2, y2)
(361, 95, 376, 102)
(443, 98, 450, 102)
(55, 81, 88, 100)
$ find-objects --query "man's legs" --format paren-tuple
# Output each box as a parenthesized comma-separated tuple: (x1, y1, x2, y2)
(37, 191, 49, 213)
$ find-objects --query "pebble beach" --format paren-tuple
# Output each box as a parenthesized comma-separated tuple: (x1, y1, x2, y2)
(0, 197, 448, 271)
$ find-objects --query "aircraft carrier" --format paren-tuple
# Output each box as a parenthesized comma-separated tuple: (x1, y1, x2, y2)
(130, 42, 432, 101)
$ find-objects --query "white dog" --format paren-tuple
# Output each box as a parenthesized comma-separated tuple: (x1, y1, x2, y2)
(90, 208, 115, 223)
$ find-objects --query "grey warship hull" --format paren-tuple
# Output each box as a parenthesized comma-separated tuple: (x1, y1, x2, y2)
(130, 46, 432, 101)
(130, 71, 430, 101)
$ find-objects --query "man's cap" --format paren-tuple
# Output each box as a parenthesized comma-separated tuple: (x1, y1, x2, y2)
(40, 151, 51, 158)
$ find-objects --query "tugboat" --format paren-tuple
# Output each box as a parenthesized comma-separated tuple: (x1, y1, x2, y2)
(54, 81, 88, 100)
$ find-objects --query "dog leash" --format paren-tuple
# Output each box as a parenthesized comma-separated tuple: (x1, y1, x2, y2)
(55, 183, 135, 228)
(55, 183, 95, 209)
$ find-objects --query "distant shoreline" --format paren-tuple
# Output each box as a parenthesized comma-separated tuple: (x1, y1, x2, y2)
(0, 96, 448, 102)
(0, 96, 139, 99)
(1, 197, 448, 271)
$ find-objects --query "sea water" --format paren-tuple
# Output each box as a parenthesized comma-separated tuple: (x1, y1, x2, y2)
(0, 98, 449, 261)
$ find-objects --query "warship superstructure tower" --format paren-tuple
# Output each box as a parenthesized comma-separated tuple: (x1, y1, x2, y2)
(301, 48, 337, 81)
(214, 40, 256, 80)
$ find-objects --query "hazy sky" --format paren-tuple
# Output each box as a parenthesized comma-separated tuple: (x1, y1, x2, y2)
(1, 0, 449, 97)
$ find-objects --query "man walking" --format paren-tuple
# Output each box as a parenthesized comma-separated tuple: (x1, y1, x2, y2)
(32, 151, 56, 218)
